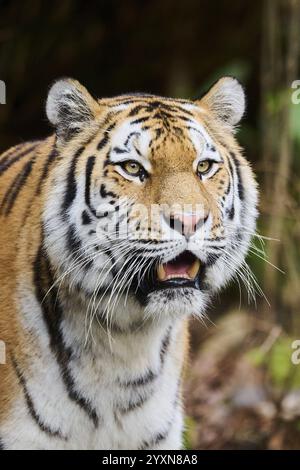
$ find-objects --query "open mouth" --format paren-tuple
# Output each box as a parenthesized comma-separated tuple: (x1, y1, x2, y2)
(157, 251, 201, 283)
(142, 250, 203, 294)
(129, 250, 205, 304)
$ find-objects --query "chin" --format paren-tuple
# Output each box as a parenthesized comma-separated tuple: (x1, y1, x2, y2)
(130, 250, 212, 321)
(144, 287, 210, 320)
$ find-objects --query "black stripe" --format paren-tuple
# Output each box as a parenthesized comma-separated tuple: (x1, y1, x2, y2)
(120, 328, 171, 389)
(172, 126, 184, 136)
(115, 332, 172, 414)
(230, 152, 244, 201)
(206, 243, 226, 251)
(7, 159, 34, 213)
(61, 130, 102, 217)
(96, 310, 150, 335)
(11, 356, 63, 438)
(0, 144, 21, 160)
(0, 159, 34, 216)
(112, 146, 128, 154)
(139, 426, 170, 450)
(0, 170, 23, 212)
(36, 145, 58, 195)
(20, 147, 57, 226)
(97, 135, 109, 151)
(62, 146, 85, 215)
(124, 131, 140, 147)
(82, 210, 91, 225)
(0, 146, 22, 169)
(104, 246, 119, 279)
(118, 392, 152, 414)
(127, 102, 194, 118)
(66, 224, 93, 271)
(131, 116, 150, 125)
(171, 113, 191, 123)
(204, 236, 225, 242)
(128, 104, 148, 116)
(122, 369, 157, 388)
(0, 438, 4, 450)
(133, 144, 141, 156)
(66, 224, 82, 260)
(160, 328, 171, 365)
(226, 155, 235, 198)
(228, 204, 235, 220)
(99, 183, 117, 200)
(97, 122, 116, 151)
(153, 110, 175, 121)
(61, 129, 110, 218)
(206, 252, 222, 266)
(225, 179, 231, 195)
(0, 143, 38, 175)
(85, 156, 97, 216)
(212, 167, 222, 179)
(34, 244, 99, 427)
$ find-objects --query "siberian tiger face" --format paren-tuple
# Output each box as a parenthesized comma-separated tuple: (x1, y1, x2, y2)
(44, 77, 258, 331)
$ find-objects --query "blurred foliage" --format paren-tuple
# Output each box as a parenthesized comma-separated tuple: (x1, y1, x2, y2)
(268, 338, 300, 389)
(248, 337, 300, 391)
(0, 0, 261, 151)
(186, 313, 300, 449)
(183, 416, 197, 450)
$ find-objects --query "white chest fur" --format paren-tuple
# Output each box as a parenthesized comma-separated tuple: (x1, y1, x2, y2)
(2, 282, 184, 450)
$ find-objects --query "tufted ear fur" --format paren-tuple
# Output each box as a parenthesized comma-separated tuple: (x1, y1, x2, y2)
(46, 78, 100, 142)
(197, 77, 246, 131)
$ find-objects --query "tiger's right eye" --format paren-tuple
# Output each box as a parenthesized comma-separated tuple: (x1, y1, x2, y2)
(120, 160, 148, 182)
(122, 161, 142, 176)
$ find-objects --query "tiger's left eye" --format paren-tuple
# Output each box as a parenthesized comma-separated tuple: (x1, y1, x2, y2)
(197, 160, 212, 176)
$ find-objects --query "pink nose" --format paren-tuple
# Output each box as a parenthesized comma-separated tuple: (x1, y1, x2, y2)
(178, 214, 201, 236)
(167, 212, 209, 238)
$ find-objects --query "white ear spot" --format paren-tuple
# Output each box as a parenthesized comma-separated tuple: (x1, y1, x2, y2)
(46, 80, 74, 126)
(46, 78, 96, 141)
(199, 77, 246, 130)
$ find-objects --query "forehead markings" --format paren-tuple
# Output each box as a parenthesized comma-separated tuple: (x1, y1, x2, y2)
(187, 122, 223, 173)
(108, 120, 153, 172)
(112, 98, 198, 125)
(108, 99, 202, 145)
(106, 100, 222, 173)
(108, 94, 195, 107)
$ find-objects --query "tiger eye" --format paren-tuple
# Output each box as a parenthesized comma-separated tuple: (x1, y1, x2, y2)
(123, 161, 141, 176)
(197, 160, 211, 175)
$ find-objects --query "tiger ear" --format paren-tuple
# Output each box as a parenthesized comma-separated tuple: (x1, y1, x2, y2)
(46, 78, 100, 141)
(197, 77, 245, 131)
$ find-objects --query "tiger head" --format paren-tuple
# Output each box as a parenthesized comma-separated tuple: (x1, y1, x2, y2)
(44, 77, 258, 329)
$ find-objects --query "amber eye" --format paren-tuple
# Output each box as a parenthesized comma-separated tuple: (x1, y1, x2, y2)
(197, 160, 211, 176)
(120, 160, 148, 182)
(122, 160, 142, 176)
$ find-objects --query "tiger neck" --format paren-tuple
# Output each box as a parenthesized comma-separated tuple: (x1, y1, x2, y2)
(35, 245, 177, 371)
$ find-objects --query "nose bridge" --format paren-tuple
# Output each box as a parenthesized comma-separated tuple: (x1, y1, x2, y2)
(158, 172, 209, 213)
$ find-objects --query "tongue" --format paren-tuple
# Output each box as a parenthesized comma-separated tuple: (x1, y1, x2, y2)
(163, 260, 191, 276)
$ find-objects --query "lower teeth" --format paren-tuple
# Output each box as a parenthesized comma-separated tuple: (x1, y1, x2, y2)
(156, 259, 201, 282)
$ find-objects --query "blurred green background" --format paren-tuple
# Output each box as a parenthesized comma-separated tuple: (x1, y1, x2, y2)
(1, 0, 300, 449)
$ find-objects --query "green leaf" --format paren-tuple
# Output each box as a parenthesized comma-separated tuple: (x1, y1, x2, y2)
(247, 347, 266, 367)
(268, 338, 294, 388)
(290, 103, 300, 145)
(183, 416, 197, 450)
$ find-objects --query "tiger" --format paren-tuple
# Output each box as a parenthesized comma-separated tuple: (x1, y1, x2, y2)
(0, 76, 258, 450)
